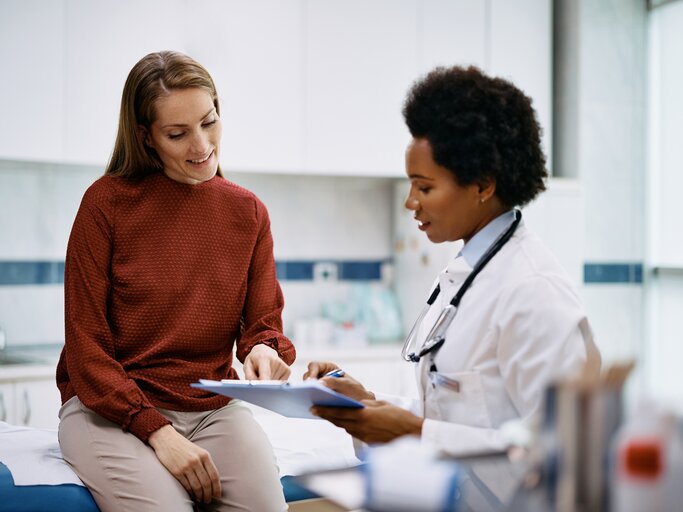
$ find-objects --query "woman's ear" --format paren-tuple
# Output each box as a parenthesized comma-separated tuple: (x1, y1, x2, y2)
(477, 178, 497, 203)
(137, 126, 152, 148)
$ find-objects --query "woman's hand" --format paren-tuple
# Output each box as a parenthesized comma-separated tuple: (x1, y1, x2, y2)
(148, 424, 221, 504)
(243, 344, 291, 380)
(311, 400, 424, 444)
(303, 361, 375, 402)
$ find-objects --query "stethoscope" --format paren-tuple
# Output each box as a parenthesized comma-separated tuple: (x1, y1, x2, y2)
(401, 209, 522, 364)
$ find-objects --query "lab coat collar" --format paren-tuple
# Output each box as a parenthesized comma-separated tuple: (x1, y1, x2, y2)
(460, 210, 517, 267)
(439, 253, 472, 294)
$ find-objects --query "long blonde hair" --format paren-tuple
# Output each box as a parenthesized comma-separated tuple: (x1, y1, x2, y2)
(105, 51, 222, 178)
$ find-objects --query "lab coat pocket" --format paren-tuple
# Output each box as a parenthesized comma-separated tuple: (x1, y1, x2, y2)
(430, 370, 491, 428)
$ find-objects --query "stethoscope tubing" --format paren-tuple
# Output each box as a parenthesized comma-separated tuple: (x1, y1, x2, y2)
(401, 209, 522, 363)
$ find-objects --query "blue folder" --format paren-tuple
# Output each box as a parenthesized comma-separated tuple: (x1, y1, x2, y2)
(192, 379, 364, 419)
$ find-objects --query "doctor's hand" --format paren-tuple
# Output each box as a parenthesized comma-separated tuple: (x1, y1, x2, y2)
(304, 361, 375, 402)
(244, 344, 291, 380)
(311, 400, 424, 444)
(303, 361, 341, 379)
(148, 424, 221, 504)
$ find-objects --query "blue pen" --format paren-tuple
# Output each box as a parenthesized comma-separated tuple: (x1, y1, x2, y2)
(324, 368, 345, 378)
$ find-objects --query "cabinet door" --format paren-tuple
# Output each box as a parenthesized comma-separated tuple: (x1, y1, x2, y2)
(489, 0, 552, 162)
(15, 378, 62, 429)
(0, 382, 16, 424)
(305, 0, 418, 177)
(185, 0, 306, 174)
(0, 0, 66, 161)
(417, 0, 487, 73)
(64, 0, 187, 166)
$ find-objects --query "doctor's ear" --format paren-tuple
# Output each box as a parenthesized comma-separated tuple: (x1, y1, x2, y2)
(477, 178, 497, 204)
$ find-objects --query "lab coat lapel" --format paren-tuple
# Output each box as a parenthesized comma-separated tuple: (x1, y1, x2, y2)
(437, 254, 473, 307)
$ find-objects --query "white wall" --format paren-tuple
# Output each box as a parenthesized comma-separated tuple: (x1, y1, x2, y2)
(0, 0, 555, 350)
(553, 0, 648, 385)
(0, 161, 394, 345)
(646, 0, 683, 410)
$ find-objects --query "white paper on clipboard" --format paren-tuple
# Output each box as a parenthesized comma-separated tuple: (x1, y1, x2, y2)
(191, 379, 364, 419)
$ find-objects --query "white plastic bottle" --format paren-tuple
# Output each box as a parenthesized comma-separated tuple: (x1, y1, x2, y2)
(609, 398, 675, 512)
(664, 418, 683, 510)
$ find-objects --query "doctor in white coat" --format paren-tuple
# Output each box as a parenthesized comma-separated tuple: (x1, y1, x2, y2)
(306, 65, 601, 459)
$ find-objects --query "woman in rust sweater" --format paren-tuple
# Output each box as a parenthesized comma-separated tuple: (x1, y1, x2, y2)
(56, 51, 295, 512)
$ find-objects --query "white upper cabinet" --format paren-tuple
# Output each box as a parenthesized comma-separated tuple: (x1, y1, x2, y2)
(0, 0, 66, 162)
(304, 0, 418, 176)
(0, 0, 551, 176)
(64, 0, 187, 167)
(185, 0, 305, 174)
(489, 0, 552, 165)
(417, 0, 487, 73)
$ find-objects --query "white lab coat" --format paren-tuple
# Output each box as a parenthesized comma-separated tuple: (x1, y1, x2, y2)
(393, 222, 600, 458)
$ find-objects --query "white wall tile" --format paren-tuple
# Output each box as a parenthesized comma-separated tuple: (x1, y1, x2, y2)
(579, 103, 645, 261)
(582, 285, 643, 364)
(0, 163, 396, 345)
(0, 285, 64, 346)
(0, 161, 99, 259)
(644, 273, 683, 411)
(524, 178, 584, 285)
(230, 172, 394, 260)
(280, 281, 355, 337)
(648, 2, 683, 267)
(574, 0, 647, 262)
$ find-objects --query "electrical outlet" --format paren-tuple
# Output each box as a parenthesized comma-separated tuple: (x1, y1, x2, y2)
(313, 262, 338, 282)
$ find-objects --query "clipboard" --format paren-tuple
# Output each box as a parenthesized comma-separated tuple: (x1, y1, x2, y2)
(191, 379, 364, 419)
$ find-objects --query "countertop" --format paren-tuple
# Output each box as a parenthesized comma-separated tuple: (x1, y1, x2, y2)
(0, 342, 406, 382)
(0, 343, 62, 381)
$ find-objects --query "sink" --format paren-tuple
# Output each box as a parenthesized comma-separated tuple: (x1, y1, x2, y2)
(0, 353, 38, 366)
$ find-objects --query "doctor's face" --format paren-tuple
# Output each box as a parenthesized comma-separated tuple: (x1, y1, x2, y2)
(146, 87, 222, 185)
(404, 138, 485, 244)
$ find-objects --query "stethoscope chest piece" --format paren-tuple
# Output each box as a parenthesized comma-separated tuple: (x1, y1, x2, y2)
(406, 305, 457, 362)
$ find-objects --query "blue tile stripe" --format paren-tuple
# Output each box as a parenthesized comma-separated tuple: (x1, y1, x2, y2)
(276, 260, 384, 281)
(0, 261, 65, 285)
(0, 260, 645, 285)
(0, 260, 385, 285)
(340, 261, 383, 280)
(277, 261, 315, 281)
(583, 263, 643, 284)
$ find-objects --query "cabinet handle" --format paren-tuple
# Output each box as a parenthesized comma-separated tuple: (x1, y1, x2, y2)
(22, 389, 31, 425)
(0, 392, 5, 422)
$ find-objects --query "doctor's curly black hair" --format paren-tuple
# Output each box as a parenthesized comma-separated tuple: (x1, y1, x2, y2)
(402, 66, 547, 208)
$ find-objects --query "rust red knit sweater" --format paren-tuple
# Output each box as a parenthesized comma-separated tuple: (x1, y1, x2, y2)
(56, 172, 295, 442)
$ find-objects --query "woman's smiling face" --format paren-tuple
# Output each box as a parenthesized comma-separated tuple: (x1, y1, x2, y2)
(146, 88, 222, 185)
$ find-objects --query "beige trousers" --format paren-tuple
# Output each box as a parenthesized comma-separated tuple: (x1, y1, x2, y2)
(58, 396, 287, 512)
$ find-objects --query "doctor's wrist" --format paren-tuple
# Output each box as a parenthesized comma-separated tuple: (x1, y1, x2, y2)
(413, 417, 424, 437)
(410, 416, 424, 437)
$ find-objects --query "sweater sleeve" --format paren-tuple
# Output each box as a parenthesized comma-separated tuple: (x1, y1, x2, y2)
(235, 198, 296, 365)
(63, 183, 170, 442)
